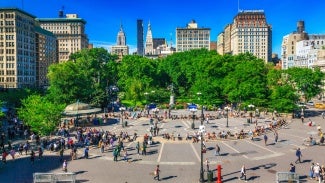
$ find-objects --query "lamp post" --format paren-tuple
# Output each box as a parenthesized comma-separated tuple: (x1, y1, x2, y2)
(119, 107, 126, 127)
(225, 106, 230, 128)
(199, 106, 205, 182)
(190, 108, 197, 129)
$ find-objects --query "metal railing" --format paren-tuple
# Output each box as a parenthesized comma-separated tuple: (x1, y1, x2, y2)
(276, 172, 300, 183)
(33, 172, 76, 183)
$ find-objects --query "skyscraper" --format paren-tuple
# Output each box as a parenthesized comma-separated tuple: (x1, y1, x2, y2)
(111, 24, 129, 59)
(137, 19, 144, 56)
(145, 21, 153, 55)
(218, 10, 272, 62)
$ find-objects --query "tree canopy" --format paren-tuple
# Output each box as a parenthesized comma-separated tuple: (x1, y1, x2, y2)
(18, 95, 65, 136)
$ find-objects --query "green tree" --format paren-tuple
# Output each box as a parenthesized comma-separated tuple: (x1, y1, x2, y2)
(285, 67, 324, 102)
(18, 95, 65, 136)
(222, 53, 268, 106)
(47, 48, 118, 107)
(0, 100, 4, 119)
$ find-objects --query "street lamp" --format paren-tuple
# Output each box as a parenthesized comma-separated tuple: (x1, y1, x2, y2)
(225, 106, 230, 128)
(119, 106, 126, 127)
(190, 108, 197, 129)
(199, 106, 205, 182)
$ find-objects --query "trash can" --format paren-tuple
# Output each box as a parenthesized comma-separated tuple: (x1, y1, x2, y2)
(207, 171, 213, 183)
(124, 121, 128, 127)
(247, 119, 250, 123)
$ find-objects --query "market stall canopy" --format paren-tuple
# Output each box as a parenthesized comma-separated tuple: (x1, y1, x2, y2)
(63, 102, 101, 116)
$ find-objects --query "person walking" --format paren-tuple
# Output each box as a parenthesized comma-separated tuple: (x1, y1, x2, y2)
(62, 160, 68, 172)
(59, 148, 64, 162)
(215, 144, 221, 156)
(136, 141, 140, 155)
(153, 165, 160, 181)
(289, 163, 296, 173)
(30, 150, 35, 164)
(264, 134, 268, 146)
(123, 149, 128, 162)
(313, 163, 321, 181)
(309, 162, 315, 180)
(295, 148, 302, 164)
(274, 131, 278, 143)
(84, 147, 89, 159)
(239, 164, 247, 182)
(38, 147, 43, 160)
(205, 158, 210, 172)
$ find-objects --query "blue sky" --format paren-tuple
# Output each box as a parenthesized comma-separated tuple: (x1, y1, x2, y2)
(1, 0, 325, 56)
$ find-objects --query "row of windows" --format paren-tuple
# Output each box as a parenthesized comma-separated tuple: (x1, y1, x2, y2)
(0, 56, 15, 62)
(0, 13, 14, 19)
(0, 70, 15, 75)
(177, 41, 210, 45)
(0, 42, 15, 47)
(0, 27, 15, 33)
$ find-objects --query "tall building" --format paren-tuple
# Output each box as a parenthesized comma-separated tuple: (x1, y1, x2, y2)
(0, 8, 58, 89)
(35, 27, 57, 88)
(176, 20, 211, 52)
(217, 10, 272, 62)
(145, 21, 154, 55)
(137, 19, 144, 56)
(217, 32, 224, 54)
(0, 8, 37, 88)
(281, 21, 309, 69)
(111, 24, 129, 59)
(37, 11, 88, 62)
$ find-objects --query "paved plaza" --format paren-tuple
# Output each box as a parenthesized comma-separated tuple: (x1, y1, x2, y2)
(0, 108, 324, 183)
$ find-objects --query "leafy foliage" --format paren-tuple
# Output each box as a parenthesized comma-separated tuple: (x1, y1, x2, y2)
(18, 95, 65, 136)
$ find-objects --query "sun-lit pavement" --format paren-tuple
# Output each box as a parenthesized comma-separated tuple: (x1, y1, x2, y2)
(0, 108, 324, 183)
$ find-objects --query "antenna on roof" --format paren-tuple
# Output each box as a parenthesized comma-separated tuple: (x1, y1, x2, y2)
(238, 0, 240, 12)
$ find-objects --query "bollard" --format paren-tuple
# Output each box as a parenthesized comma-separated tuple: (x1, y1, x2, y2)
(217, 164, 222, 183)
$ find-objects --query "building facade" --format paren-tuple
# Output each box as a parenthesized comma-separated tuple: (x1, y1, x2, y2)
(145, 22, 154, 55)
(35, 27, 57, 87)
(0, 8, 59, 89)
(137, 19, 144, 56)
(217, 10, 272, 62)
(111, 24, 129, 59)
(37, 12, 88, 62)
(176, 20, 211, 52)
(281, 21, 308, 69)
(294, 35, 325, 68)
(0, 8, 37, 88)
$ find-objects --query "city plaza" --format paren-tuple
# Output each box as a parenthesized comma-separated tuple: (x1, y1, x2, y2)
(0, 107, 324, 183)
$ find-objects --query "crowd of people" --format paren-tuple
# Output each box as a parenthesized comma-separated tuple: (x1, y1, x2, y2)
(0, 106, 324, 182)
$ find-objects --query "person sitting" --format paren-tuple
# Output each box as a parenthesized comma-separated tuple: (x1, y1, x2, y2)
(177, 133, 182, 140)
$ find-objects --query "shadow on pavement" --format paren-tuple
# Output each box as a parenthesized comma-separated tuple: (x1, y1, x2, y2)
(248, 175, 260, 181)
(161, 175, 177, 180)
(0, 154, 72, 183)
(76, 179, 90, 182)
(74, 170, 88, 174)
